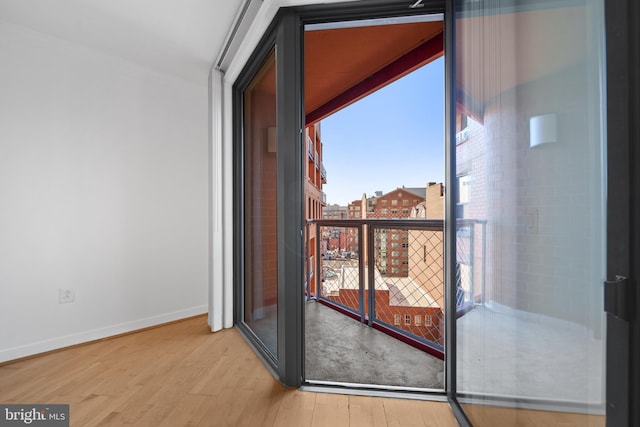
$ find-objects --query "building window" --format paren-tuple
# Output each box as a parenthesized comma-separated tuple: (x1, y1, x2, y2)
(382, 200, 387, 206)
(392, 234, 399, 241)
(415, 315, 422, 326)
(402, 260, 408, 265)
(401, 243, 408, 249)
(391, 209, 398, 215)
(402, 208, 409, 215)
(459, 113, 468, 131)
(391, 242, 399, 248)
(392, 259, 399, 265)
(403, 199, 409, 206)
(392, 267, 399, 274)
(424, 315, 433, 326)
(457, 174, 471, 217)
(391, 199, 398, 206)
(394, 314, 401, 325)
(391, 251, 399, 257)
(404, 314, 411, 325)
(381, 208, 388, 215)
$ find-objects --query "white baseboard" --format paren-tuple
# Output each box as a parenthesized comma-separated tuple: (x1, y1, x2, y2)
(0, 305, 208, 363)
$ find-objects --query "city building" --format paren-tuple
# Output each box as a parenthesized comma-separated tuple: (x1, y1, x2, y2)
(322, 204, 348, 220)
(348, 187, 425, 276)
(320, 185, 447, 346)
(304, 122, 326, 296)
(321, 204, 349, 256)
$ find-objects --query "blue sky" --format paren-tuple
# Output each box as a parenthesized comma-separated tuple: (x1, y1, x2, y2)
(321, 56, 445, 206)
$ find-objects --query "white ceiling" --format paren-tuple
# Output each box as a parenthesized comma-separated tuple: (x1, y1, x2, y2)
(0, 0, 244, 84)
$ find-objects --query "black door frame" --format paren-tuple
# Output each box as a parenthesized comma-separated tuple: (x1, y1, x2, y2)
(233, 0, 447, 389)
(296, 0, 448, 392)
(232, 1, 638, 425)
(232, 9, 305, 386)
(605, 1, 639, 426)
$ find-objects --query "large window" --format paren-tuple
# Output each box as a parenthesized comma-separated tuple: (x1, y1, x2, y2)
(242, 49, 279, 357)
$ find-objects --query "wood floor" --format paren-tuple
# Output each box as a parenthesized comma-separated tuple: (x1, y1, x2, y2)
(0, 315, 606, 426)
(462, 405, 604, 427)
(0, 315, 457, 426)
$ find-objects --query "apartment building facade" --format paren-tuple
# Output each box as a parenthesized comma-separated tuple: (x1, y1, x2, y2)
(348, 188, 425, 276)
(305, 123, 325, 296)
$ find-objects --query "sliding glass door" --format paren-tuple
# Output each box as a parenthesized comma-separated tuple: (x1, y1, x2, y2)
(241, 48, 279, 357)
(451, 0, 607, 424)
(234, 12, 304, 386)
(231, 2, 635, 423)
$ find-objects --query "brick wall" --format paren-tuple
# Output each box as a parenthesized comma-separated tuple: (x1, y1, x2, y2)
(328, 289, 443, 345)
(458, 64, 604, 329)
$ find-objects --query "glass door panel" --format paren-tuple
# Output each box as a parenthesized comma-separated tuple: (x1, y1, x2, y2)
(243, 49, 278, 357)
(453, 0, 606, 424)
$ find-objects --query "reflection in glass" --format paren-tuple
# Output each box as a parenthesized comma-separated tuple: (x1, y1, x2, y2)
(454, 1, 606, 424)
(243, 49, 278, 357)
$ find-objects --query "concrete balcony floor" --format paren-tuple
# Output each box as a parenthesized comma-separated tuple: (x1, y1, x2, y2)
(304, 300, 445, 389)
(305, 299, 605, 413)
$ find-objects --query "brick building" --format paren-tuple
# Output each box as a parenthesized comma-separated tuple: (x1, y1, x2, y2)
(321, 204, 349, 254)
(348, 187, 425, 277)
(323, 204, 347, 220)
(305, 122, 326, 296)
(323, 261, 443, 346)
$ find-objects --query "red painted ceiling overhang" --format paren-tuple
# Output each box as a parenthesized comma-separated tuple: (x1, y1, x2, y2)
(304, 20, 444, 126)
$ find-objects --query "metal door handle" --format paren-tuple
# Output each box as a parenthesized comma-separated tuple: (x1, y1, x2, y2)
(604, 275, 630, 321)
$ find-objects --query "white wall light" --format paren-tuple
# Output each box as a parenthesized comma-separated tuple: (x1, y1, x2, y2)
(529, 113, 557, 147)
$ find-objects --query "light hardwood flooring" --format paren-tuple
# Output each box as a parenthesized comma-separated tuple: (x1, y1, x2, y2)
(462, 404, 605, 427)
(0, 315, 606, 426)
(0, 315, 457, 427)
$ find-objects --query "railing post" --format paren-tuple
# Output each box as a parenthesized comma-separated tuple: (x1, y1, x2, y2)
(357, 223, 365, 323)
(481, 221, 486, 306)
(315, 221, 321, 300)
(367, 223, 376, 326)
(304, 221, 311, 301)
(470, 222, 475, 306)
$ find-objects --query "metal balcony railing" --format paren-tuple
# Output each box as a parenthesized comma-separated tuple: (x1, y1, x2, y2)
(305, 218, 486, 359)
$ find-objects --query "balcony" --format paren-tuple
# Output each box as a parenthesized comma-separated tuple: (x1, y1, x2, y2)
(307, 135, 314, 161)
(305, 218, 487, 365)
(304, 217, 607, 410)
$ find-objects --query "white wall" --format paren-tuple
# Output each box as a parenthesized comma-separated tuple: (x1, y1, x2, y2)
(0, 20, 209, 362)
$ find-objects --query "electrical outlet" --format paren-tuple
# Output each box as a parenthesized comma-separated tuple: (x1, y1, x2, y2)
(59, 288, 75, 304)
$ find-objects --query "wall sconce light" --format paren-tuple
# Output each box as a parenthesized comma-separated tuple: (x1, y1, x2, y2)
(529, 113, 557, 147)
